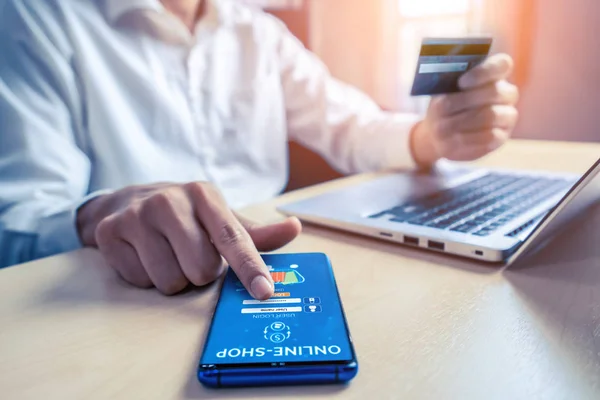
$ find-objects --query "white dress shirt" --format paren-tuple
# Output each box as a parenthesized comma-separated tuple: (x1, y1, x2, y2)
(0, 0, 421, 267)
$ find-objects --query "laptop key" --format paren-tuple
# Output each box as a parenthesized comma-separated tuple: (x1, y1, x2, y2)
(451, 223, 476, 232)
(439, 216, 462, 226)
(386, 213, 412, 222)
(434, 220, 458, 229)
(368, 211, 388, 219)
(390, 205, 420, 213)
(370, 205, 421, 221)
(407, 217, 431, 225)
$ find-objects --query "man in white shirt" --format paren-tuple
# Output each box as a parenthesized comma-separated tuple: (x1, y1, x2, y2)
(0, 0, 519, 298)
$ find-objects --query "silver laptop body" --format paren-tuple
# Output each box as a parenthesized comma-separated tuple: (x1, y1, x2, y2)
(278, 158, 600, 265)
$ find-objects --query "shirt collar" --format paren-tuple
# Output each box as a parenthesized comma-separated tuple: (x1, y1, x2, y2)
(104, 0, 223, 24)
(103, 0, 222, 45)
(104, 0, 165, 24)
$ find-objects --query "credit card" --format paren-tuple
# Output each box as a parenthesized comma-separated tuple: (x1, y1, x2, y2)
(410, 37, 493, 96)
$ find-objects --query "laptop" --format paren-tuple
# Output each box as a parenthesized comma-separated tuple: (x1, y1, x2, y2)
(278, 157, 600, 265)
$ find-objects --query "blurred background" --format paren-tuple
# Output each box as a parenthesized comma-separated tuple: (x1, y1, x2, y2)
(246, 0, 600, 189)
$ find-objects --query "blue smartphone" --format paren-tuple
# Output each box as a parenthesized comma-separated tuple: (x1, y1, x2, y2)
(198, 252, 358, 388)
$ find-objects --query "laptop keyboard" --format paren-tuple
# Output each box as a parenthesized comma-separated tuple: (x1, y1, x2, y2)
(369, 173, 574, 237)
(505, 213, 546, 238)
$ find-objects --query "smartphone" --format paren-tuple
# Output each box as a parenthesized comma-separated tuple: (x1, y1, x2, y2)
(198, 252, 358, 388)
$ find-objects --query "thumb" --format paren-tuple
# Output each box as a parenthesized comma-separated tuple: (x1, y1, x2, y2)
(237, 215, 302, 252)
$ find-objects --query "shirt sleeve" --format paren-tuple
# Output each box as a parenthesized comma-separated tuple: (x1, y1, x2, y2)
(274, 18, 423, 174)
(0, 3, 92, 267)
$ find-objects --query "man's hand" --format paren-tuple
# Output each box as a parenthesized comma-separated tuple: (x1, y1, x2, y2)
(410, 53, 520, 166)
(76, 183, 302, 298)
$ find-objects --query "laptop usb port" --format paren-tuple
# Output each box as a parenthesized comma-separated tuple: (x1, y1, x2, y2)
(403, 236, 419, 246)
(379, 232, 393, 238)
(428, 240, 445, 251)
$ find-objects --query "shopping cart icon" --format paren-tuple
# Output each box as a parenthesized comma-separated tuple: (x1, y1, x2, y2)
(269, 270, 305, 285)
(235, 269, 305, 287)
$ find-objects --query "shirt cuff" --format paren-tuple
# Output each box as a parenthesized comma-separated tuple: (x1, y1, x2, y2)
(368, 112, 423, 172)
(36, 189, 114, 257)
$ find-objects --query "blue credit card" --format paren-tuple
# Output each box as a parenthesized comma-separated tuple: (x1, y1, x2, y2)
(410, 37, 493, 96)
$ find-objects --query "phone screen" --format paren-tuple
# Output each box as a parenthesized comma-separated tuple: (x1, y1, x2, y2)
(200, 253, 354, 367)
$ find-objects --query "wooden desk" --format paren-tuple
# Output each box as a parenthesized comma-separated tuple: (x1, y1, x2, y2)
(1, 140, 599, 399)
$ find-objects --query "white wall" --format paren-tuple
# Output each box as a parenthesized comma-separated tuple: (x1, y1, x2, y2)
(309, 0, 382, 98)
(501, 0, 600, 142)
(310, 0, 600, 143)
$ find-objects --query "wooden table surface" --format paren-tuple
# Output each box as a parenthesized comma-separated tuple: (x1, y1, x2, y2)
(1, 140, 599, 400)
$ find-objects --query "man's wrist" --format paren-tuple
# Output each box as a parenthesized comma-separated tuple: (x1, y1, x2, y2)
(409, 120, 440, 168)
(76, 194, 112, 247)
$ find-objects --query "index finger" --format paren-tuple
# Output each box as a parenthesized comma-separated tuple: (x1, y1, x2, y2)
(459, 53, 514, 90)
(185, 183, 274, 300)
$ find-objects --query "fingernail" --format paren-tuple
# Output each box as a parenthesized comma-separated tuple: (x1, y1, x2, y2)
(458, 74, 470, 89)
(250, 276, 273, 299)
